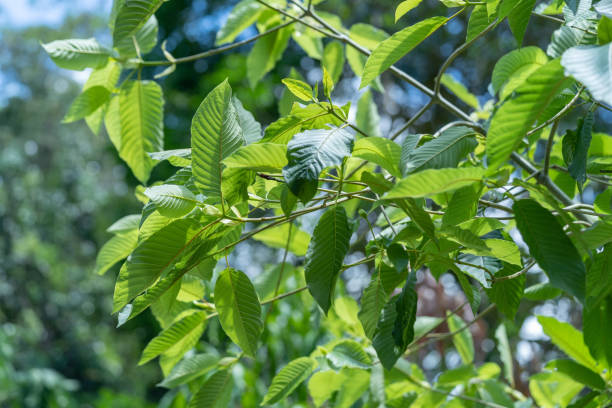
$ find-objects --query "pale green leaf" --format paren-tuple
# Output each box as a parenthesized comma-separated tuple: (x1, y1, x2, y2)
(384, 167, 485, 199)
(561, 44, 612, 106)
(440, 74, 480, 110)
(214, 268, 263, 357)
(107, 214, 141, 234)
(495, 323, 514, 386)
(545, 359, 606, 390)
(356, 90, 382, 138)
(447, 313, 474, 364)
(246, 24, 293, 87)
(352, 136, 401, 177)
(42, 38, 110, 70)
(158, 353, 220, 388)
(491, 46, 548, 99)
(95, 229, 138, 275)
(281, 78, 313, 102)
(62, 86, 111, 123)
(395, 0, 423, 22)
(114, 15, 158, 57)
(215, 0, 263, 45)
(262, 357, 317, 405)
(144, 184, 197, 218)
(529, 371, 583, 408)
(323, 40, 345, 85)
(252, 223, 310, 256)
(223, 143, 287, 172)
(188, 369, 233, 408)
(113, 0, 166, 45)
(361, 16, 447, 88)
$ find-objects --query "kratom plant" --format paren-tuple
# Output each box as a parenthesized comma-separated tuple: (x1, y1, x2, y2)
(44, 0, 611, 405)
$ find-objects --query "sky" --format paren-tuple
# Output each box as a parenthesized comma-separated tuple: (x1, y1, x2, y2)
(0, 0, 111, 27)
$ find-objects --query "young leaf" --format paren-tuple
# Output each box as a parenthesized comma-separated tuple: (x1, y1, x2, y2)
(223, 143, 288, 172)
(395, 0, 423, 22)
(95, 230, 138, 276)
(62, 86, 111, 123)
(282, 127, 354, 203)
(139, 311, 207, 365)
(305, 206, 351, 314)
(352, 136, 401, 177)
(261, 357, 317, 405)
(281, 78, 313, 102)
(144, 184, 197, 218)
(322, 41, 345, 85)
(214, 268, 263, 357)
(188, 369, 233, 408)
(192, 79, 244, 202)
(114, 15, 159, 58)
(117, 80, 165, 183)
(466, 5, 493, 42)
(401, 126, 478, 174)
(42, 38, 110, 70)
(486, 59, 571, 171)
(252, 223, 310, 256)
(215, 0, 263, 45)
(383, 167, 485, 199)
(361, 16, 447, 88)
(513, 199, 586, 302)
(447, 313, 475, 364)
(113, 0, 167, 45)
(537, 315, 599, 371)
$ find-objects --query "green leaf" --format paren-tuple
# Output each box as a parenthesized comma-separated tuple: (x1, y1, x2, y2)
(545, 359, 605, 389)
(372, 295, 401, 370)
(322, 67, 334, 100)
(352, 136, 401, 177)
(282, 126, 354, 203)
(491, 46, 549, 99)
(223, 143, 287, 172)
(261, 357, 317, 405)
(361, 16, 447, 88)
(323, 41, 345, 85)
(113, 215, 219, 312)
(442, 184, 480, 226)
(529, 371, 583, 408)
(598, 16, 612, 44)
(252, 223, 310, 255)
(192, 79, 244, 202)
(356, 90, 382, 138)
(348, 23, 389, 50)
(537, 315, 599, 371)
(281, 78, 313, 102)
(292, 27, 324, 60)
(513, 199, 586, 301)
(401, 126, 479, 174)
(595, 0, 612, 18)
(42, 38, 110, 70)
(327, 340, 372, 369)
(143, 184, 197, 218)
(584, 295, 612, 368)
(562, 111, 594, 192)
(486, 59, 571, 171)
(214, 268, 263, 357)
(561, 44, 612, 106)
(116, 80, 165, 183)
(305, 206, 351, 314)
(524, 282, 562, 300)
(95, 229, 138, 276)
(107, 214, 141, 234)
(233, 97, 262, 144)
(395, 0, 423, 21)
(495, 323, 514, 387)
(112, 0, 166, 45)
(215, 0, 263, 45)
(83, 60, 121, 135)
(466, 5, 493, 42)
(159, 353, 220, 388)
(447, 313, 474, 364)
(62, 86, 111, 123)
(384, 167, 485, 199)
(440, 74, 480, 110)
(149, 148, 192, 167)
(391, 274, 418, 353)
(507, 0, 536, 45)
(114, 15, 158, 57)
(487, 263, 525, 318)
(359, 266, 389, 339)
(139, 311, 207, 365)
(188, 369, 233, 408)
(246, 23, 293, 87)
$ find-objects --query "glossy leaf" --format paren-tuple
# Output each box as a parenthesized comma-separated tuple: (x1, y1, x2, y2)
(395, 0, 423, 21)
(491, 46, 549, 99)
(215, 0, 263, 45)
(113, 0, 166, 45)
(42, 38, 110, 70)
(323, 41, 345, 85)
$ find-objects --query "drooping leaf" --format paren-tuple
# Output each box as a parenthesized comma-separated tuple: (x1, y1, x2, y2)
(486, 59, 571, 171)
(262, 357, 318, 405)
(114, 15, 158, 57)
(282, 127, 354, 203)
(537, 315, 599, 371)
(246, 23, 293, 88)
(372, 295, 401, 370)
(391, 274, 418, 353)
(440, 74, 480, 110)
(305, 206, 351, 314)
(62, 86, 111, 123)
(144, 184, 197, 218)
(113, 0, 166, 45)
(158, 353, 220, 388)
(356, 90, 382, 138)
(139, 311, 207, 365)
(466, 5, 493, 42)
(214, 268, 263, 357)
(42, 38, 110, 70)
(326, 340, 372, 369)
(486, 263, 525, 319)
(188, 369, 233, 408)
(442, 184, 481, 226)
(401, 126, 479, 175)
(352, 136, 401, 177)
(359, 266, 389, 339)
(323, 40, 345, 85)
(361, 16, 447, 88)
(149, 148, 192, 167)
(192, 79, 244, 202)
(447, 313, 475, 364)
(562, 111, 594, 192)
(215, 0, 263, 45)
(395, 0, 423, 21)
(495, 323, 514, 386)
(507, 0, 536, 45)
(116, 80, 165, 183)
(384, 167, 485, 199)
(513, 199, 585, 301)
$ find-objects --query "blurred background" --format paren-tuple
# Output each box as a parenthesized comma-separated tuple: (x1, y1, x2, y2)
(1, 0, 609, 406)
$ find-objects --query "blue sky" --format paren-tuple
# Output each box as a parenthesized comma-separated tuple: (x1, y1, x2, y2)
(0, 0, 111, 27)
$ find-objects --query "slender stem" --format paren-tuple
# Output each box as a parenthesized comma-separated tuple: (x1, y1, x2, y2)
(494, 259, 536, 282)
(261, 285, 308, 305)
